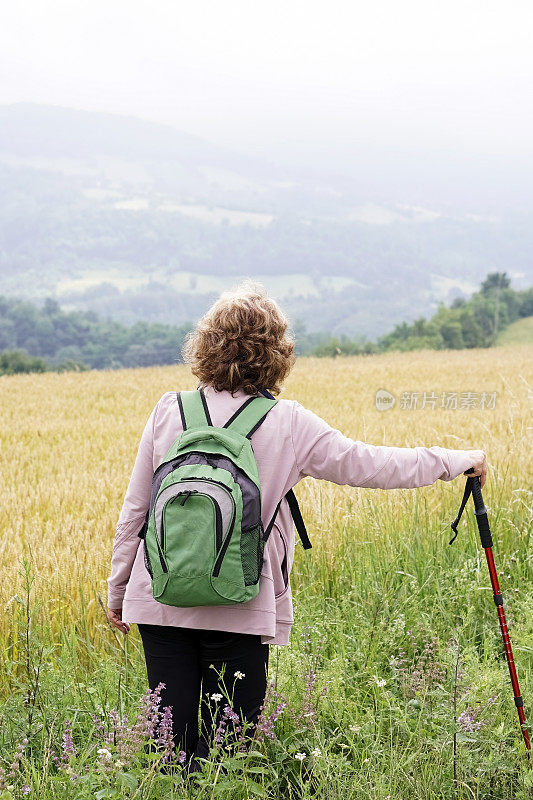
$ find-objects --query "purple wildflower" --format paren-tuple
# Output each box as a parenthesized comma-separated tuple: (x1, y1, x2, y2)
(254, 701, 287, 741)
(301, 668, 317, 723)
(6, 737, 29, 779)
(112, 681, 166, 763)
(85, 681, 173, 769)
(214, 709, 229, 746)
(156, 706, 176, 763)
(398, 633, 446, 698)
(52, 682, 192, 772)
(61, 719, 75, 762)
(134, 682, 165, 740)
(457, 707, 485, 733)
(105, 707, 130, 747)
(214, 704, 243, 748)
(90, 713, 105, 738)
(223, 705, 240, 724)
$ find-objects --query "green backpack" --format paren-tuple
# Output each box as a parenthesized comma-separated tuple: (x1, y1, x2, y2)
(137, 387, 311, 608)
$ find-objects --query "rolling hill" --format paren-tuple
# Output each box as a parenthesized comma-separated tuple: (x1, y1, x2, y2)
(0, 103, 532, 338)
(495, 316, 533, 345)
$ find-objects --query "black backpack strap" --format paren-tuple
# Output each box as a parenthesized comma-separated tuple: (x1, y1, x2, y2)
(223, 395, 277, 438)
(263, 491, 312, 550)
(264, 498, 282, 541)
(137, 508, 150, 539)
(259, 389, 312, 550)
(286, 488, 312, 549)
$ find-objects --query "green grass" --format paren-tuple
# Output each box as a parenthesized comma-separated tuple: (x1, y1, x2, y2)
(2, 486, 531, 800)
(1, 351, 532, 799)
(495, 316, 533, 345)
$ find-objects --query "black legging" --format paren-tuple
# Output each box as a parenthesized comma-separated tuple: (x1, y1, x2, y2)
(137, 624, 269, 771)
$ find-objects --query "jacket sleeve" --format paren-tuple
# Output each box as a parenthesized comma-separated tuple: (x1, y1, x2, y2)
(290, 400, 475, 489)
(106, 402, 157, 608)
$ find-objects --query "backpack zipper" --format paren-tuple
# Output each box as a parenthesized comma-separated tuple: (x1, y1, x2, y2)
(151, 452, 251, 501)
(191, 476, 235, 491)
(160, 484, 235, 557)
(142, 517, 167, 576)
(212, 496, 237, 578)
(182, 478, 236, 554)
(155, 533, 168, 573)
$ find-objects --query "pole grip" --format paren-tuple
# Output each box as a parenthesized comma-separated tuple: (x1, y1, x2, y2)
(471, 477, 493, 548)
(470, 475, 485, 513)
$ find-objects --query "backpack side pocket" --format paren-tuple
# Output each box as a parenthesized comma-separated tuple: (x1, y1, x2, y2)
(240, 522, 265, 587)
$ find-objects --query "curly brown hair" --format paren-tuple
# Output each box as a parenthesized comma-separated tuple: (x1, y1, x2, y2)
(181, 280, 296, 395)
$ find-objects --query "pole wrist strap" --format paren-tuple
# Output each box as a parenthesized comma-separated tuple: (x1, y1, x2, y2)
(449, 477, 474, 544)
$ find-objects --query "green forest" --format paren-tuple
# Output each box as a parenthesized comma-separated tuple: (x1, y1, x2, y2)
(0, 273, 531, 375)
(0, 297, 193, 373)
(311, 272, 533, 356)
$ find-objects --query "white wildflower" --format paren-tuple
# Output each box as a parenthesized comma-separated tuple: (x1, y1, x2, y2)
(390, 613, 405, 633)
(234, 670, 245, 680)
(97, 748, 112, 760)
(211, 693, 223, 702)
(373, 676, 387, 688)
(311, 747, 321, 757)
(115, 760, 124, 769)
(349, 724, 361, 733)
(339, 743, 349, 749)
(294, 752, 306, 761)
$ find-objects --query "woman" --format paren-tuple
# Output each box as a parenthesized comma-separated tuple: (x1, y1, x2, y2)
(106, 280, 487, 772)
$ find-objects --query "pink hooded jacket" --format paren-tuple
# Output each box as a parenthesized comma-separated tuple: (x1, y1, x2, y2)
(107, 384, 475, 645)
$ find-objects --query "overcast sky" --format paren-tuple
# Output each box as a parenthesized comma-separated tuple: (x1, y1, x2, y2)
(1, 0, 533, 163)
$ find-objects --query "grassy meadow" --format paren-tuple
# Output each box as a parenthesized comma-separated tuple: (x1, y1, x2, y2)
(0, 345, 532, 799)
(495, 316, 533, 346)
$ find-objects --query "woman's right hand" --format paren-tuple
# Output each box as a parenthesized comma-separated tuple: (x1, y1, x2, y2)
(464, 449, 488, 489)
(107, 607, 130, 634)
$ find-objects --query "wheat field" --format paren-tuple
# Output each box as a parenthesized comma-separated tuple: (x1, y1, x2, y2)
(0, 345, 531, 799)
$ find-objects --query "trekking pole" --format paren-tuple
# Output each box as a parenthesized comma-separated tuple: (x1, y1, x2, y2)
(449, 469, 530, 754)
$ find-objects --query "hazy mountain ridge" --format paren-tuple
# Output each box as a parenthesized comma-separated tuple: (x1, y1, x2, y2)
(0, 103, 531, 338)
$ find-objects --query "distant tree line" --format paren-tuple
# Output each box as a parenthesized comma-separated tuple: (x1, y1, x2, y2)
(306, 273, 532, 357)
(0, 273, 531, 374)
(0, 296, 193, 374)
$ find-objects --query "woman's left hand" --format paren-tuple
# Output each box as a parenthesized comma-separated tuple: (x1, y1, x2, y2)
(108, 607, 130, 634)
(463, 449, 488, 489)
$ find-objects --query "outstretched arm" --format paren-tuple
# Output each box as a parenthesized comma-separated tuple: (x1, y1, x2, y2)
(290, 400, 484, 490)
